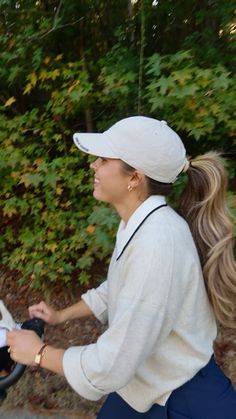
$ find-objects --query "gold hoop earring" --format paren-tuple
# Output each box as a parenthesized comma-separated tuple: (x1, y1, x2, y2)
(127, 185, 133, 192)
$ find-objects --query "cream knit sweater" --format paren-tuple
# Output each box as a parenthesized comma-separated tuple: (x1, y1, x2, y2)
(63, 196, 217, 412)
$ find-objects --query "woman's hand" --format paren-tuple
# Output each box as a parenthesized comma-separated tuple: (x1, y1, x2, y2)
(6, 329, 44, 366)
(28, 301, 62, 325)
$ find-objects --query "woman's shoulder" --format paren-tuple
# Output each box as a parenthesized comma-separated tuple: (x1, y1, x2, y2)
(134, 205, 198, 257)
(145, 205, 192, 236)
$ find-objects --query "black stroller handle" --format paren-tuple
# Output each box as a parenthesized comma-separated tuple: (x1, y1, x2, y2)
(0, 318, 44, 391)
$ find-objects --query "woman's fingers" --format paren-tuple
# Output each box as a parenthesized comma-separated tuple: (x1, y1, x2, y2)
(28, 301, 60, 325)
(6, 329, 43, 365)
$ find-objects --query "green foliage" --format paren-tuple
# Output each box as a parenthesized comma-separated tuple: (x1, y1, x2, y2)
(0, 0, 235, 288)
(0, 56, 115, 287)
(145, 51, 236, 150)
(97, 40, 138, 126)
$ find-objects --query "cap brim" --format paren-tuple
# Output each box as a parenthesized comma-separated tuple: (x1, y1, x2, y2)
(73, 133, 118, 158)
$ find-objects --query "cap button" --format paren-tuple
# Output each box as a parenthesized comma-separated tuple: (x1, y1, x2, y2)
(160, 120, 167, 125)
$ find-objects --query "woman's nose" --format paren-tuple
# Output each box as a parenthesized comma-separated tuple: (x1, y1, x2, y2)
(90, 158, 99, 171)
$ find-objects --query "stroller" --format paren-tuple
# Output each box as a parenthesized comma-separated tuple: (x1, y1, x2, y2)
(0, 301, 44, 401)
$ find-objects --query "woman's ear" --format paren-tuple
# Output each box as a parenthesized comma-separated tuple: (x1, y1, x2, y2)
(129, 170, 146, 189)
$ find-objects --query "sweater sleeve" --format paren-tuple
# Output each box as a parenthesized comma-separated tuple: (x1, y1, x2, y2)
(81, 280, 108, 325)
(63, 229, 179, 400)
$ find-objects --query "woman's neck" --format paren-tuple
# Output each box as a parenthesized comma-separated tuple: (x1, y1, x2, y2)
(114, 193, 149, 225)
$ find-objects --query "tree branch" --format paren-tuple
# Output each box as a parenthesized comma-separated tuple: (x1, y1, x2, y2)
(24, 0, 84, 42)
(39, 17, 84, 39)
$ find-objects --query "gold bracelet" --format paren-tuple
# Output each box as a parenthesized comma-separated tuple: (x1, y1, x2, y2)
(34, 343, 48, 367)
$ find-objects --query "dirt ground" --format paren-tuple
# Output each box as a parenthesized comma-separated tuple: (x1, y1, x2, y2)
(0, 265, 236, 418)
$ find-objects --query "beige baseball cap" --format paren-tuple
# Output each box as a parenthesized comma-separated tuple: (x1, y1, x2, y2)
(73, 116, 188, 183)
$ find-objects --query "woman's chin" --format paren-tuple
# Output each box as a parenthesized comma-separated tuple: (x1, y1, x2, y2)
(93, 190, 108, 203)
(93, 189, 102, 201)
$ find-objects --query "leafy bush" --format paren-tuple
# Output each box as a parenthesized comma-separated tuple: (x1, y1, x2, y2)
(145, 50, 236, 150)
(0, 58, 118, 287)
(0, 1, 235, 288)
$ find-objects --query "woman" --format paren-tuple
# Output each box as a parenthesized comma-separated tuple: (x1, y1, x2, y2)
(7, 116, 236, 418)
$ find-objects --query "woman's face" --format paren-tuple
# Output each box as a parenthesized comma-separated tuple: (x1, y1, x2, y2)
(90, 157, 131, 205)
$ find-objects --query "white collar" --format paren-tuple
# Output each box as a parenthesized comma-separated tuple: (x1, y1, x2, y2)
(116, 195, 167, 260)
